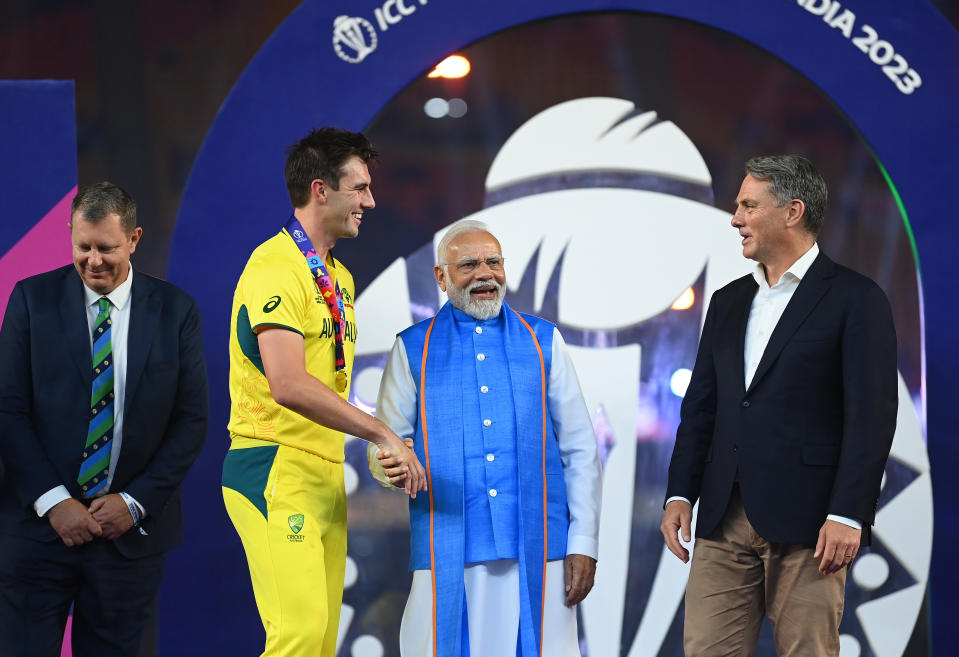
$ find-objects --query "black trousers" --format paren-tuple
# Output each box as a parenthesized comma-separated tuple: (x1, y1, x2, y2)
(0, 533, 165, 657)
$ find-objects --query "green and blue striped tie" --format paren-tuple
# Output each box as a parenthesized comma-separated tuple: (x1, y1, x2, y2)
(79, 297, 114, 497)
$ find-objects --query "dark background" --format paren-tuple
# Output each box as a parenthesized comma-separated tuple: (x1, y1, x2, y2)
(0, 0, 954, 280)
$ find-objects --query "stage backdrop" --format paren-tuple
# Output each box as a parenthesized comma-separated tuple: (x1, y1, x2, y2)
(0, 80, 76, 319)
(1, 1, 956, 656)
(165, 1, 957, 655)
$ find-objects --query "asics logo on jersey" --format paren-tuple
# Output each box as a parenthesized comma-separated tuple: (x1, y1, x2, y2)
(263, 296, 282, 313)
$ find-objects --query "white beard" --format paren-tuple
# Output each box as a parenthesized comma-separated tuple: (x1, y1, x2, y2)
(447, 279, 505, 320)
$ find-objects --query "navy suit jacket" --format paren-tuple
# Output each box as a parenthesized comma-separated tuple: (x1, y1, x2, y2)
(666, 252, 898, 546)
(0, 265, 208, 558)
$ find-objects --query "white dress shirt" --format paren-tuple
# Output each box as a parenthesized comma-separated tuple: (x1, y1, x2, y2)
(669, 243, 860, 530)
(743, 242, 819, 388)
(34, 267, 145, 519)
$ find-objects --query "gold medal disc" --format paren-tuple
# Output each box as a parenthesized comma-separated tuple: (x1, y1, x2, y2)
(335, 370, 348, 392)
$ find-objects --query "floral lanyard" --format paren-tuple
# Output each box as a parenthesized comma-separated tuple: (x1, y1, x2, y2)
(285, 215, 348, 392)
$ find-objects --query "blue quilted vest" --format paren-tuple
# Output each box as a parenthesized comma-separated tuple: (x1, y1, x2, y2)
(400, 301, 570, 657)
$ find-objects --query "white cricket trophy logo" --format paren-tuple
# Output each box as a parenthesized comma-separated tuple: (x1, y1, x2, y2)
(332, 15, 377, 64)
(344, 98, 931, 656)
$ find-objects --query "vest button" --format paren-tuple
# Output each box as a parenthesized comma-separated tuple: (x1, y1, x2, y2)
(477, 353, 485, 361)
(489, 489, 497, 497)
(475, 326, 483, 334)
(742, 400, 750, 408)
(486, 453, 495, 462)
(480, 385, 489, 394)
(483, 419, 492, 427)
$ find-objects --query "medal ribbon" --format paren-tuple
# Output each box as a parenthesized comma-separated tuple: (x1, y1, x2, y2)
(284, 215, 347, 379)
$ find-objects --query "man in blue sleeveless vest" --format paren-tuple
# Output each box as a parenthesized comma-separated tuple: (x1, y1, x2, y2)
(369, 220, 602, 657)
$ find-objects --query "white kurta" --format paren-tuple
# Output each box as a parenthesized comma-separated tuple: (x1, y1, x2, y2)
(371, 326, 602, 656)
(399, 560, 580, 657)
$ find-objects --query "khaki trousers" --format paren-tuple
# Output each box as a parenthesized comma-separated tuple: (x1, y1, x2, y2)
(684, 487, 846, 657)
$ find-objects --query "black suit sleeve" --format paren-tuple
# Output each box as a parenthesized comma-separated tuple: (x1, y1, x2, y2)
(665, 292, 720, 505)
(829, 282, 898, 525)
(124, 299, 208, 515)
(0, 282, 65, 508)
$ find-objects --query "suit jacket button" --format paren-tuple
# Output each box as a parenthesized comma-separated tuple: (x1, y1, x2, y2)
(733, 444, 738, 452)
(742, 400, 750, 408)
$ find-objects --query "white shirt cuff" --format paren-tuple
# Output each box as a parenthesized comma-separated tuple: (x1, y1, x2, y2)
(826, 514, 862, 530)
(566, 535, 599, 561)
(665, 495, 692, 508)
(34, 486, 72, 517)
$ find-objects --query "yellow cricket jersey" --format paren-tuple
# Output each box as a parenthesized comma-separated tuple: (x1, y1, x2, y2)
(227, 229, 357, 462)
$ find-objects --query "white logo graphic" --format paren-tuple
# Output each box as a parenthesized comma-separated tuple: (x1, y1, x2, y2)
(332, 15, 377, 64)
(347, 97, 931, 656)
(292, 229, 305, 240)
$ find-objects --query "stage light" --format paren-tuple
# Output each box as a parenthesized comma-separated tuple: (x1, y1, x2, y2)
(669, 368, 692, 397)
(424, 97, 448, 118)
(671, 287, 695, 310)
(448, 98, 468, 118)
(428, 54, 471, 78)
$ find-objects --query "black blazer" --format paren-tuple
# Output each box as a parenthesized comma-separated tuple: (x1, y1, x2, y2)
(666, 252, 898, 546)
(0, 265, 208, 558)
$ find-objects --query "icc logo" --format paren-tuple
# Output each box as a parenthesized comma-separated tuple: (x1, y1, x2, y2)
(332, 15, 377, 64)
(292, 229, 305, 239)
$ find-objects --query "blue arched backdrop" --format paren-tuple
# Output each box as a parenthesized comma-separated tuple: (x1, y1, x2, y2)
(165, 0, 958, 654)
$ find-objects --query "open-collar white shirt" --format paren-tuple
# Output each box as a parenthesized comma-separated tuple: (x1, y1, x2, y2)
(744, 242, 819, 388)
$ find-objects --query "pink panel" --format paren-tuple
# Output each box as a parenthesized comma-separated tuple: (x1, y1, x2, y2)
(60, 614, 72, 657)
(0, 186, 75, 323)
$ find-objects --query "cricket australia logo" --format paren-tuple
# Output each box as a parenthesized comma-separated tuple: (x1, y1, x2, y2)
(287, 513, 305, 542)
(332, 15, 377, 64)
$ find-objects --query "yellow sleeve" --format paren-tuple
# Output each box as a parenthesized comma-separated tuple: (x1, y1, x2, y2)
(240, 251, 310, 336)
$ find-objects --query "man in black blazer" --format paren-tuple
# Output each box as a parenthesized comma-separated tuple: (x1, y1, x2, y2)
(661, 156, 898, 656)
(0, 182, 208, 656)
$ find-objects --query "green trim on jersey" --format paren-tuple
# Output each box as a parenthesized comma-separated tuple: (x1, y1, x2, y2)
(236, 305, 264, 375)
(222, 444, 279, 520)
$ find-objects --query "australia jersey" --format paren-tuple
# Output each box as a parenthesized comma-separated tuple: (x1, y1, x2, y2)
(227, 228, 357, 462)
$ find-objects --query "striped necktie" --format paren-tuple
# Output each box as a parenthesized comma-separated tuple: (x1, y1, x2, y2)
(79, 297, 114, 497)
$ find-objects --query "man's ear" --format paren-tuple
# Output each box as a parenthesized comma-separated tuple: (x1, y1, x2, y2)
(311, 179, 328, 203)
(434, 265, 448, 292)
(785, 198, 806, 228)
(128, 227, 143, 253)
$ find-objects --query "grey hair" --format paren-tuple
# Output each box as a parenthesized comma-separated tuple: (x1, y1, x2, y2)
(436, 219, 492, 264)
(71, 181, 137, 234)
(745, 155, 827, 235)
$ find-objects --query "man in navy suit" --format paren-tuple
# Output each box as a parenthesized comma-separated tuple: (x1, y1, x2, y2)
(661, 156, 898, 656)
(0, 182, 208, 656)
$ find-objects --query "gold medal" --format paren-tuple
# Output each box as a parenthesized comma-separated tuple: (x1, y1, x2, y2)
(335, 369, 348, 392)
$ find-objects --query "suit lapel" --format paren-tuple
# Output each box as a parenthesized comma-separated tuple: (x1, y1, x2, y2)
(730, 277, 758, 395)
(746, 253, 835, 394)
(60, 269, 94, 383)
(125, 271, 161, 415)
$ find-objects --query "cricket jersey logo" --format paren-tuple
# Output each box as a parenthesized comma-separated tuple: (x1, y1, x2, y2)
(287, 513, 305, 542)
(263, 296, 281, 313)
